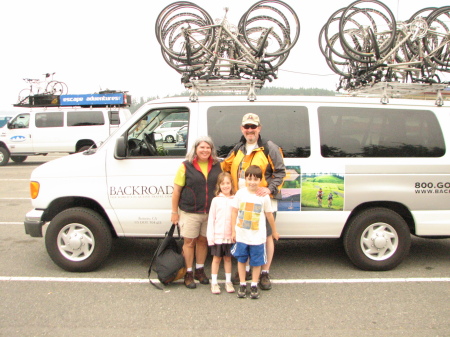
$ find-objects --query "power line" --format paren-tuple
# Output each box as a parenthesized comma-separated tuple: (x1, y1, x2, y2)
(278, 69, 337, 77)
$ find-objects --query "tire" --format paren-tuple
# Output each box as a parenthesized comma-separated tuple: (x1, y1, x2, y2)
(18, 89, 32, 104)
(45, 207, 113, 272)
(77, 145, 93, 152)
(343, 207, 411, 271)
(11, 156, 27, 163)
(165, 135, 175, 143)
(0, 147, 10, 166)
(46, 81, 68, 95)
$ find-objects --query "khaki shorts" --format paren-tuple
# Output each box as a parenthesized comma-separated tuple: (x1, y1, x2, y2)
(179, 211, 208, 239)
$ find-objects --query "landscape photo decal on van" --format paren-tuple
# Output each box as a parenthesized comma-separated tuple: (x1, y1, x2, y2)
(301, 171, 344, 211)
(279, 166, 301, 212)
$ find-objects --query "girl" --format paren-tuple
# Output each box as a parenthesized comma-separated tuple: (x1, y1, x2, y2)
(207, 172, 236, 294)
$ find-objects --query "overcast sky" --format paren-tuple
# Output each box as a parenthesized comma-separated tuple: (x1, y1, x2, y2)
(0, 0, 448, 111)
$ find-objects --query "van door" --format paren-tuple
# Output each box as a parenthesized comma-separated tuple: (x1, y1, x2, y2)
(6, 113, 33, 153)
(105, 106, 192, 236)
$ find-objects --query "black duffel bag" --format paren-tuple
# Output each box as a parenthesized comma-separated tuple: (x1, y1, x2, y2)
(148, 224, 186, 289)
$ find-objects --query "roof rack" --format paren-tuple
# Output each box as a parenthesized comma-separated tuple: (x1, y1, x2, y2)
(346, 82, 448, 106)
(185, 79, 264, 102)
(14, 91, 131, 108)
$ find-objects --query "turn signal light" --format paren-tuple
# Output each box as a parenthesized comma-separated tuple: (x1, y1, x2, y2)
(30, 181, 40, 199)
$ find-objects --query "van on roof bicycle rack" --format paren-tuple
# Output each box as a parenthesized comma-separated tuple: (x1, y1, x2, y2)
(346, 82, 449, 106)
(185, 79, 264, 102)
(14, 91, 131, 108)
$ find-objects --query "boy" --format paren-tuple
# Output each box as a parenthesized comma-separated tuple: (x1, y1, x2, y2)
(231, 165, 279, 299)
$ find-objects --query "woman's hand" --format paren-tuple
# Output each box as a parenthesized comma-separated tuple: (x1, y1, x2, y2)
(171, 213, 179, 225)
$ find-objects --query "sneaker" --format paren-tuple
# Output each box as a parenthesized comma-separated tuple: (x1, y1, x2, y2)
(211, 283, 221, 294)
(194, 267, 210, 285)
(231, 270, 252, 285)
(184, 271, 196, 289)
(237, 285, 247, 298)
(250, 285, 260, 299)
(225, 282, 235, 293)
(258, 271, 272, 290)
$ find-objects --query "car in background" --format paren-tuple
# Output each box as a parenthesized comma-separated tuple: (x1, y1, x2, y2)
(175, 125, 187, 147)
(0, 115, 13, 128)
(154, 120, 187, 143)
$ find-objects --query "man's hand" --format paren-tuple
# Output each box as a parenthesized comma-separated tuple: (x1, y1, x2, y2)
(256, 186, 271, 197)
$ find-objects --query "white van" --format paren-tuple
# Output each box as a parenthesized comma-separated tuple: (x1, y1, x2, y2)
(23, 95, 450, 272)
(0, 92, 131, 165)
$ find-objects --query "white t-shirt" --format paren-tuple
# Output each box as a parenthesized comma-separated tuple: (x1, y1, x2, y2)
(232, 188, 273, 245)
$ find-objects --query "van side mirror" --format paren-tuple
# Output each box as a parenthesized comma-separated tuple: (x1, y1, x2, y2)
(115, 136, 127, 158)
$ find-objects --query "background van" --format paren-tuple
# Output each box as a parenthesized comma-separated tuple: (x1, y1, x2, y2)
(0, 96, 131, 166)
(23, 95, 450, 272)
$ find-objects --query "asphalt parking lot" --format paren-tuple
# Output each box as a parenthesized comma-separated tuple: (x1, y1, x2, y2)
(1, 154, 449, 336)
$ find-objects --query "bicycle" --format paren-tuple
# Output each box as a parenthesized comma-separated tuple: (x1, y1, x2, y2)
(320, 1, 449, 92)
(155, 1, 299, 86)
(18, 72, 68, 104)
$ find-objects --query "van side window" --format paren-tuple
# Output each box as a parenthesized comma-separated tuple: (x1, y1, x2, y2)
(208, 106, 310, 158)
(126, 108, 189, 158)
(35, 112, 64, 128)
(109, 111, 120, 125)
(319, 107, 445, 157)
(67, 111, 105, 126)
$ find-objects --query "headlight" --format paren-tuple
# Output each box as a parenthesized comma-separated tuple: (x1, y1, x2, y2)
(30, 181, 40, 199)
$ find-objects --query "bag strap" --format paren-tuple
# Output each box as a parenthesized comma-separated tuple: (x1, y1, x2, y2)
(148, 224, 180, 290)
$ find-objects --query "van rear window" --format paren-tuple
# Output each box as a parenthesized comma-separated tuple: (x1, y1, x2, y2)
(318, 107, 445, 157)
(208, 106, 310, 158)
(67, 111, 105, 126)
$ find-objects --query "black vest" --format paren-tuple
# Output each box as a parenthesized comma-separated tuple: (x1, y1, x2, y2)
(179, 159, 222, 213)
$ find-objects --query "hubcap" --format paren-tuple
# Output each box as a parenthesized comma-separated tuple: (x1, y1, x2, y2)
(57, 223, 95, 261)
(361, 222, 398, 261)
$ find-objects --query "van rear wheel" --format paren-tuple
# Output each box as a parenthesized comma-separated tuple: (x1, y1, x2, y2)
(11, 156, 27, 163)
(45, 207, 112, 272)
(343, 208, 411, 271)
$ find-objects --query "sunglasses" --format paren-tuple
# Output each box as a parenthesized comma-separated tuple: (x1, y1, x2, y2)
(243, 124, 258, 129)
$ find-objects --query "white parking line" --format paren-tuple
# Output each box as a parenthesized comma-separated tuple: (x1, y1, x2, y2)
(0, 276, 449, 284)
(0, 198, 30, 200)
(0, 179, 28, 181)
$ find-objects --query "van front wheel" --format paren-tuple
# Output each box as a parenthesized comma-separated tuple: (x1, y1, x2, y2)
(344, 208, 411, 271)
(45, 207, 112, 272)
(0, 147, 10, 166)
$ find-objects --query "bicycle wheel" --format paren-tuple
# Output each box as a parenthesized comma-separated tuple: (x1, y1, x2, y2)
(18, 89, 32, 104)
(339, 0, 396, 61)
(156, 2, 215, 62)
(423, 6, 450, 68)
(240, 0, 300, 57)
(46, 81, 68, 95)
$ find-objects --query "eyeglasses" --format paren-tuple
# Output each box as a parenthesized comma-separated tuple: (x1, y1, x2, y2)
(243, 124, 258, 129)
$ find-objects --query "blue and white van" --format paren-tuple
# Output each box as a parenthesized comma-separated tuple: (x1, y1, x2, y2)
(0, 92, 131, 166)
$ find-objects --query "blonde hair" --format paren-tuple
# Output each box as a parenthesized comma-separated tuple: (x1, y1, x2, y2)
(185, 136, 219, 164)
(214, 172, 236, 196)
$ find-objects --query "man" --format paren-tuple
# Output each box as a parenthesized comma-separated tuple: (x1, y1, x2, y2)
(222, 113, 286, 290)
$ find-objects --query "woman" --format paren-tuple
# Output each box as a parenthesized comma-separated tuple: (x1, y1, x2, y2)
(171, 136, 222, 289)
